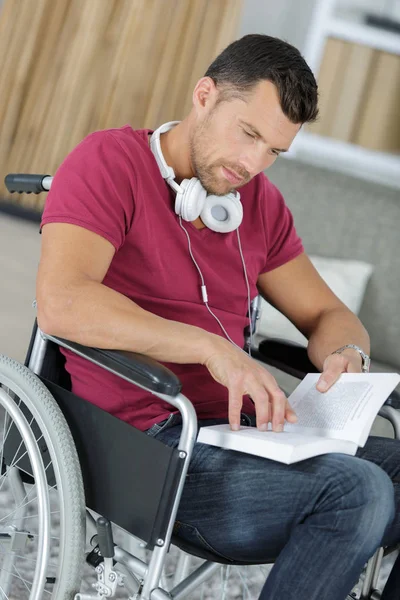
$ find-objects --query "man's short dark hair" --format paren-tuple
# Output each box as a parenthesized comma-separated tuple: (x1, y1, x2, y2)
(204, 34, 319, 124)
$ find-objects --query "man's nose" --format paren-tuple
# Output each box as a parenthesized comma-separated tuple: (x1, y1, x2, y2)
(240, 147, 275, 177)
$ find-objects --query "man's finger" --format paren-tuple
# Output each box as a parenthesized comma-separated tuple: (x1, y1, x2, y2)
(269, 387, 287, 432)
(346, 361, 360, 373)
(316, 372, 340, 392)
(317, 355, 344, 392)
(228, 387, 243, 431)
(247, 383, 270, 431)
(285, 399, 298, 423)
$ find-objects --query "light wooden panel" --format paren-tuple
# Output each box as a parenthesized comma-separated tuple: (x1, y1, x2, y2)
(0, 0, 243, 210)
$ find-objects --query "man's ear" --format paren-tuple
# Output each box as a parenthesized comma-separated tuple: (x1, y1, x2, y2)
(192, 77, 217, 112)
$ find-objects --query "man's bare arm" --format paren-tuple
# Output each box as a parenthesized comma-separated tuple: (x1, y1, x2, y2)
(257, 252, 370, 388)
(306, 307, 370, 372)
(37, 222, 297, 431)
(37, 223, 217, 365)
(257, 252, 370, 371)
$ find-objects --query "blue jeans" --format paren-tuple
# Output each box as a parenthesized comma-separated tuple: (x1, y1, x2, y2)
(146, 413, 400, 600)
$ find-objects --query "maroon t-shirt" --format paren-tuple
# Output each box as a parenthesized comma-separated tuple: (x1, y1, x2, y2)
(41, 126, 304, 430)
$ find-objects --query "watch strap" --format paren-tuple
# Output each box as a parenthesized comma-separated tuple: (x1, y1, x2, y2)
(332, 344, 370, 373)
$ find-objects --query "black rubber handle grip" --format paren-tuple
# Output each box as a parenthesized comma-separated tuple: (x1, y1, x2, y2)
(96, 517, 114, 558)
(4, 173, 50, 194)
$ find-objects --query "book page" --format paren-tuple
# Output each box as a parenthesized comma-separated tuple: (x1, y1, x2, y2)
(289, 380, 373, 430)
(283, 373, 400, 444)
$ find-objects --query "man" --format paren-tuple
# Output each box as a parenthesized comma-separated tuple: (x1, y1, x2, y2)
(37, 34, 399, 599)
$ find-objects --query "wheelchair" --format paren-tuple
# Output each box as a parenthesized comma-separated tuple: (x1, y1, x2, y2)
(1, 173, 400, 600)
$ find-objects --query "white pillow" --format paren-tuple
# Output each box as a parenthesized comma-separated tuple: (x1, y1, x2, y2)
(257, 255, 374, 346)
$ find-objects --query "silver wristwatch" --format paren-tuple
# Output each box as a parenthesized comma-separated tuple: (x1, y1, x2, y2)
(332, 344, 371, 373)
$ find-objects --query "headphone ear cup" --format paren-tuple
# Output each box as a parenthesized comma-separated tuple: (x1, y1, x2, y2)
(175, 178, 207, 222)
(200, 192, 243, 233)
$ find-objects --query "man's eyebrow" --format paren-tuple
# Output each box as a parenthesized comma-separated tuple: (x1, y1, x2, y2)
(240, 120, 289, 153)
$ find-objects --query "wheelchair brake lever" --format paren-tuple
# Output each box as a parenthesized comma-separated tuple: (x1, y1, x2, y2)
(83, 517, 120, 598)
(96, 517, 115, 559)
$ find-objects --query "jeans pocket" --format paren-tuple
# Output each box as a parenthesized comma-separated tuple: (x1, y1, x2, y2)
(175, 521, 234, 563)
(145, 422, 163, 438)
(145, 413, 180, 438)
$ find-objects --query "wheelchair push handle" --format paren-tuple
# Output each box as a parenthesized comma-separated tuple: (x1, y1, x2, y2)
(4, 173, 53, 194)
(96, 516, 115, 558)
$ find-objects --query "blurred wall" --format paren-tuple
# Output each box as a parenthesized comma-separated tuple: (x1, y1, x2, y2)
(239, 0, 400, 54)
(338, 0, 400, 20)
(239, 0, 317, 53)
(0, 0, 243, 211)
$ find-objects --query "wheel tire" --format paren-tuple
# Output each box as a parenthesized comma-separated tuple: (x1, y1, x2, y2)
(0, 354, 86, 599)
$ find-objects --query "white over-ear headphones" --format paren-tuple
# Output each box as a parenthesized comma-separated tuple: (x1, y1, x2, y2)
(150, 121, 243, 233)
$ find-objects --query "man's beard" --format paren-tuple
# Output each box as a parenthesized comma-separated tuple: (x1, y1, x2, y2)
(189, 139, 225, 195)
(189, 123, 249, 196)
(192, 158, 226, 196)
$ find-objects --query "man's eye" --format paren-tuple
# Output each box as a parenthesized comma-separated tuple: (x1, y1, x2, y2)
(243, 128, 256, 139)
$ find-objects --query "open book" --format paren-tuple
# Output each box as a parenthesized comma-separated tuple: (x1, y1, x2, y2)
(197, 373, 400, 464)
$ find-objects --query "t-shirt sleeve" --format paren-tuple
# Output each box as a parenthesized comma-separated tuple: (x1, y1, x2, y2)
(40, 131, 135, 250)
(259, 174, 304, 274)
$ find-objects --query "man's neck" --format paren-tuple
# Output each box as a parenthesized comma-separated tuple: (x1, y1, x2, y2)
(159, 120, 195, 183)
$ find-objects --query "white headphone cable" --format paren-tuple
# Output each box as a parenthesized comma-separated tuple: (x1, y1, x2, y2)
(178, 216, 252, 356)
(236, 227, 253, 353)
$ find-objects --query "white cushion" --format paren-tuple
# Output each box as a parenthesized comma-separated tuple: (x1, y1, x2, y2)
(257, 255, 374, 346)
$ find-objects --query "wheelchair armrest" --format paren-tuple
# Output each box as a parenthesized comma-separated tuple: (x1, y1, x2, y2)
(378, 405, 400, 439)
(44, 333, 182, 397)
(253, 338, 319, 380)
(384, 389, 400, 409)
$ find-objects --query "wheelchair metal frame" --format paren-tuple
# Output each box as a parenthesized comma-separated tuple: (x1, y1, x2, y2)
(20, 326, 399, 600)
(27, 327, 229, 600)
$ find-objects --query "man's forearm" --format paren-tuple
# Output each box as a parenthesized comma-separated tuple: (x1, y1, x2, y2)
(307, 307, 370, 371)
(37, 279, 221, 365)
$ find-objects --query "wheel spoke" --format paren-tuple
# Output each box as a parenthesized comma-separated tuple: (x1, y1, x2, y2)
(0, 483, 57, 526)
(12, 562, 32, 595)
(234, 565, 252, 598)
(0, 412, 38, 479)
(3, 510, 60, 522)
(0, 548, 59, 569)
(0, 453, 29, 496)
(0, 580, 11, 600)
(221, 565, 230, 599)
(0, 430, 45, 496)
(0, 567, 52, 600)
(0, 565, 34, 592)
(0, 566, 52, 596)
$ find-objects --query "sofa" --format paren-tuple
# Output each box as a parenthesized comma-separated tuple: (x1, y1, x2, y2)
(254, 157, 400, 437)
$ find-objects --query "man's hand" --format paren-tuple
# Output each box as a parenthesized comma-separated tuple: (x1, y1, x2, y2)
(316, 348, 363, 392)
(203, 340, 298, 432)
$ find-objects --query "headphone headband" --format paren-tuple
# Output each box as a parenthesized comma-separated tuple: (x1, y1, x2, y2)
(150, 121, 181, 182)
